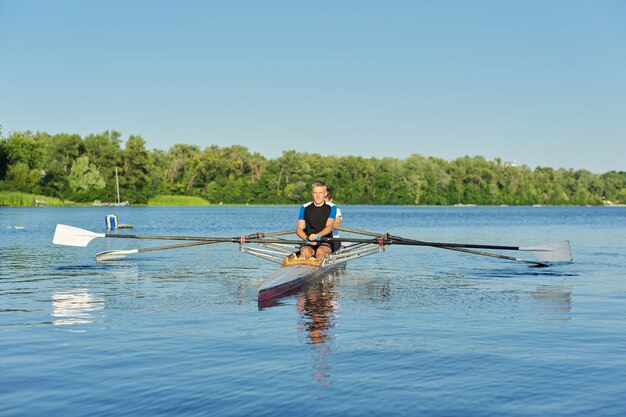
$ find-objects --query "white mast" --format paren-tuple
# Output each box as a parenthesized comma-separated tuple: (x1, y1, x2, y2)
(115, 167, 121, 204)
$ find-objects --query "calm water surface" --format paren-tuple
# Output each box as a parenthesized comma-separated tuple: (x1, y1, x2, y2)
(1, 206, 625, 417)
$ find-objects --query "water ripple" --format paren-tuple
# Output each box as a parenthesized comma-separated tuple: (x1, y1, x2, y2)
(2, 206, 626, 416)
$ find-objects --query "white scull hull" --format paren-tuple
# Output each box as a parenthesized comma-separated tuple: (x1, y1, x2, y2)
(258, 261, 346, 301)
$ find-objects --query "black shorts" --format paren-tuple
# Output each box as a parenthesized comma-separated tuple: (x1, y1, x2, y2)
(301, 241, 339, 253)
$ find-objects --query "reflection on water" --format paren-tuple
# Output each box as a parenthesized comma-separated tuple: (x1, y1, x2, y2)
(295, 275, 340, 388)
(530, 285, 572, 319)
(52, 289, 104, 326)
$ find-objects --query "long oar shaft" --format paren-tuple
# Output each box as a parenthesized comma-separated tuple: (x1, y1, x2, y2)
(337, 225, 522, 250)
(53, 224, 297, 247)
(329, 235, 546, 265)
(137, 241, 215, 253)
(94, 231, 293, 261)
(102, 233, 230, 242)
(335, 225, 553, 266)
(54, 224, 570, 263)
(55, 223, 530, 250)
(96, 241, 219, 262)
(337, 226, 542, 252)
(62, 231, 550, 250)
(103, 229, 296, 242)
(438, 246, 548, 267)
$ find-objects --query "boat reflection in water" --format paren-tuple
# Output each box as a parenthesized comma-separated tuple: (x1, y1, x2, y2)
(52, 288, 104, 327)
(259, 271, 341, 387)
(295, 275, 340, 388)
(530, 284, 572, 319)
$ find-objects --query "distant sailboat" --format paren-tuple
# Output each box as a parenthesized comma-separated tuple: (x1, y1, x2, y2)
(109, 167, 133, 228)
(113, 167, 130, 206)
(92, 168, 130, 209)
(115, 167, 121, 204)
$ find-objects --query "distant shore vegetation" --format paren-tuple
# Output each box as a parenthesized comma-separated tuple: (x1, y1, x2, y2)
(1, 129, 625, 206)
(0, 191, 66, 206)
(147, 195, 210, 206)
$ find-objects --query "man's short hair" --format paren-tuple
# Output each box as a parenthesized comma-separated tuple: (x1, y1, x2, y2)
(311, 180, 327, 189)
(326, 186, 333, 200)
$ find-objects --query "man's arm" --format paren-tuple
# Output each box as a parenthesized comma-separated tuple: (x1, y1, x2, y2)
(296, 204, 308, 241)
(296, 219, 308, 240)
(308, 217, 335, 242)
(334, 213, 342, 229)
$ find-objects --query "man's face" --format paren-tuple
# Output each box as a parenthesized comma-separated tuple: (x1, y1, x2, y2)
(312, 186, 327, 205)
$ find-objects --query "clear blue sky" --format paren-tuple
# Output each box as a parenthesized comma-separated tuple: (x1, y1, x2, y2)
(1, 0, 624, 173)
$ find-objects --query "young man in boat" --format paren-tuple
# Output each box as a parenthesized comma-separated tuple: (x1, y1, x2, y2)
(325, 186, 342, 251)
(296, 181, 338, 260)
(326, 186, 342, 236)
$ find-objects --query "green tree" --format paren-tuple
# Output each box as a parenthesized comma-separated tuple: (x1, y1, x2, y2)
(274, 150, 312, 200)
(262, 151, 313, 203)
(2, 131, 43, 169)
(83, 131, 122, 201)
(600, 171, 626, 204)
(403, 154, 451, 205)
(0, 138, 8, 181)
(1, 128, 622, 206)
(161, 144, 201, 194)
(67, 155, 106, 200)
(122, 135, 154, 203)
(1, 131, 45, 192)
(38, 132, 83, 197)
(332, 156, 377, 203)
(5, 162, 40, 192)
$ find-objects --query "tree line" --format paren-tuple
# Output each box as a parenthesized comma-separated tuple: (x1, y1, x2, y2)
(1, 129, 625, 205)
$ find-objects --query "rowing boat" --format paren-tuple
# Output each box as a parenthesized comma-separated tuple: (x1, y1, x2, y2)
(257, 258, 344, 301)
(51, 224, 573, 305)
(237, 233, 385, 302)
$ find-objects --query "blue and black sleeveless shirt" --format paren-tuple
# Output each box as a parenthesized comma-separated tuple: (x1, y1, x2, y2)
(298, 202, 337, 236)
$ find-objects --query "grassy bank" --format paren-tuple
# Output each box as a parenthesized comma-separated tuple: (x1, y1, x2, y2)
(0, 191, 66, 206)
(0, 192, 211, 206)
(147, 195, 210, 206)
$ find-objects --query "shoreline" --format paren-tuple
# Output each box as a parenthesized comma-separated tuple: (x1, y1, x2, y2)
(2, 190, 624, 208)
(3, 202, 625, 208)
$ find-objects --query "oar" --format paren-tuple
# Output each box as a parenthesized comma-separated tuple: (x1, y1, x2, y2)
(53, 224, 295, 247)
(388, 236, 550, 267)
(96, 240, 220, 262)
(94, 229, 297, 262)
(335, 226, 572, 265)
(330, 235, 550, 266)
(54, 224, 572, 265)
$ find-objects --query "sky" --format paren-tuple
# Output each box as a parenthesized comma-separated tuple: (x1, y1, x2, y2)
(1, 0, 624, 173)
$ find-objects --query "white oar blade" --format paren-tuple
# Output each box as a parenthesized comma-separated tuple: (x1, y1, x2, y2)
(53, 224, 105, 247)
(96, 249, 138, 262)
(520, 241, 572, 262)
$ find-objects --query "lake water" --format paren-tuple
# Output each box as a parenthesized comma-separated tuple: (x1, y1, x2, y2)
(1, 206, 625, 417)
